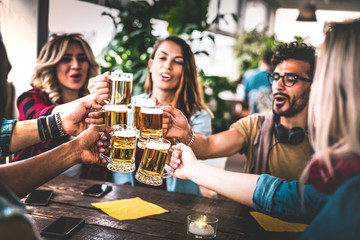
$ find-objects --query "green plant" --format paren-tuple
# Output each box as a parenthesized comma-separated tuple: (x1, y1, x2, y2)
(233, 30, 308, 78)
(233, 29, 279, 77)
(199, 70, 236, 133)
(99, 0, 235, 132)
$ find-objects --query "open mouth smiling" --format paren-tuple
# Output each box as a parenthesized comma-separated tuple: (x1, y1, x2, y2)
(161, 73, 171, 81)
(274, 93, 289, 106)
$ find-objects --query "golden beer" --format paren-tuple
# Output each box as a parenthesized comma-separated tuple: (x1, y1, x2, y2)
(107, 125, 137, 173)
(135, 137, 172, 186)
(108, 72, 133, 105)
(139, 106, 163, 141)
(110, 133, 136, 164)
(132, 98, 156, 129)
(103, 104, 128, 127)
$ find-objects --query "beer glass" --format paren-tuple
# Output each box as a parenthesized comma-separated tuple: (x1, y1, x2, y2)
(132, 98, 156, 129)
(100, 124, 136, 173)
(103, 104, 129, 127)
(135, 137, 172, 186)
(108, 71, 133, 105)
(139, 106, 163, 142)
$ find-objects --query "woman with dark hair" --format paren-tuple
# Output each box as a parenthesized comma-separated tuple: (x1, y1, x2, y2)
(90, 36, 213, 194)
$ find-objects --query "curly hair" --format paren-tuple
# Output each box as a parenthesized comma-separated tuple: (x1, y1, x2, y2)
(144, 36, 213, 120)
(30, 34, 100, 104)
(271, 41, 316, 80)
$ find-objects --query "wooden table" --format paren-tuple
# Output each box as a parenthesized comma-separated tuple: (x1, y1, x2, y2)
(25, 175, 301, 239)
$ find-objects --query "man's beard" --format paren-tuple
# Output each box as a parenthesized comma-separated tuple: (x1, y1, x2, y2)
(273, 87, 310, 117)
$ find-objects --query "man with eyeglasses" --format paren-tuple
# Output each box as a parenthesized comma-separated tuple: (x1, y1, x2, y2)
(163, 41, 315, 181)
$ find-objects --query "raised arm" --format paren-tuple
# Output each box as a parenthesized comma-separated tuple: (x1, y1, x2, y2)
(170, 143, 259, 206)
(0, 124, 111, 198)
(162, 106, 245, 159)
(7, 93, 105, 153)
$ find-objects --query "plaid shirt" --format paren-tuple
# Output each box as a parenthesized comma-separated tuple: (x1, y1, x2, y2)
(0, 119, 17, 157)
(13, 88, 112, 181)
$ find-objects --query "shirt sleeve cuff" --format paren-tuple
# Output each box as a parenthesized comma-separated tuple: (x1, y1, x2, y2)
(252, 174, 284, 214)
(0, 119, 17, 157)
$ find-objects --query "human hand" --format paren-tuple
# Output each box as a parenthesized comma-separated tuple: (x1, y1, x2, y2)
(73, 124, 112, 167)
(95, 129, 112, 166)
(170, 143, 199, 180)
(58, 95, 101, 136)
(88, 72, 110, 105)
(162, 106, 192, 142)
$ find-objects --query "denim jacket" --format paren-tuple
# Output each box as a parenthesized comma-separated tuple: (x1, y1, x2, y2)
(0, 119, 17, 157)
(253, 174, 360, 239)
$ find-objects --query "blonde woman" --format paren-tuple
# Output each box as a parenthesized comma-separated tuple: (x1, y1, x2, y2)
(13, 34, 112, 181)
(170, 18, 360, 239)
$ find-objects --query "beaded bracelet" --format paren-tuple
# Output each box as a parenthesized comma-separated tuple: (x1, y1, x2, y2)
(187, 129, 195, 147)
(54, 112, 66, 137)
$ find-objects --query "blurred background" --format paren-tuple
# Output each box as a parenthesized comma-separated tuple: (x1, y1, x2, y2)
(1, 0, 360, 133)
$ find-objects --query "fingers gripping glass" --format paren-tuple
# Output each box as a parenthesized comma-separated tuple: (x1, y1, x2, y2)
(267, 73, 312, 87)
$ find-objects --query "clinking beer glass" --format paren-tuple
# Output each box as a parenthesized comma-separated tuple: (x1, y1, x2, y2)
(108, 71, 133, 105)
(103, 104, 129, 127)
(132, 98, 156, 130)
(135, 137, 173, 186)
(100, 124, 136, 173)
(139, 105, 163, 143)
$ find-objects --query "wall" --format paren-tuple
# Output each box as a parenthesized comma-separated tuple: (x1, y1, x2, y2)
(1, 0, 38, 118)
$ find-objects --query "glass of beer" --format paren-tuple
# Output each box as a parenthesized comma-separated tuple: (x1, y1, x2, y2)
(134, 137, 172, 186)
(132, 98, 156, 129)
(139, 106, 163, 142)
(108, 71, 133, 105)
(103, 104, 129, 127)
(100, 124, 136, 173)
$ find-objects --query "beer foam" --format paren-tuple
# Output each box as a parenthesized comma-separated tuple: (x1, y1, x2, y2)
(103, 104, 128, 112)
(146, 141, 170, 150)
(134, 98, 156, 107)
(140, 107, 163, 114)
(110, 72, 133, 81)
(113, 130, 136, 137)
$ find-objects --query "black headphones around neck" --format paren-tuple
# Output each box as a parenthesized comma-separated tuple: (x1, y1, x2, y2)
(274, 116, 306, 145)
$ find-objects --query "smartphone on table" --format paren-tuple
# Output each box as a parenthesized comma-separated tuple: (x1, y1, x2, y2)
(40, 216, 85, 238)
(24, 189, 53, 206)
(81, 184, 112, 197)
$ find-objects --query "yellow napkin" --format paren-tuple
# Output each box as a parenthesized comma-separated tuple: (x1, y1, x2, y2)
(91, 197, 168, 221)
(250, 211, 308, 232)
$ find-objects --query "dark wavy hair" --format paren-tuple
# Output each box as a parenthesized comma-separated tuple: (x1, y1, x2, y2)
(144, 36, 213, 120)
(271, 41, 316, 80)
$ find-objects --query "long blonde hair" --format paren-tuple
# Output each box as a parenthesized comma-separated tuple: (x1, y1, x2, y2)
(30, 34, 100, 103)
(144, 36, 213, 120)
(304, 18, 360, 178)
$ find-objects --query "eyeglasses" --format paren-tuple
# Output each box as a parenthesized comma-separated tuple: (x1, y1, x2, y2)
(267, 72, 312, 87)
(50, 33, 84, 40)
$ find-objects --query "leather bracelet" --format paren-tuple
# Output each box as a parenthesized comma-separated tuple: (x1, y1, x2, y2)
(54, 112, 66, 137)
(47, 114, 60, 137)
(40, 116, 51, 140)
(187, 129, 195, 147)
(37, 118, 46, 141)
